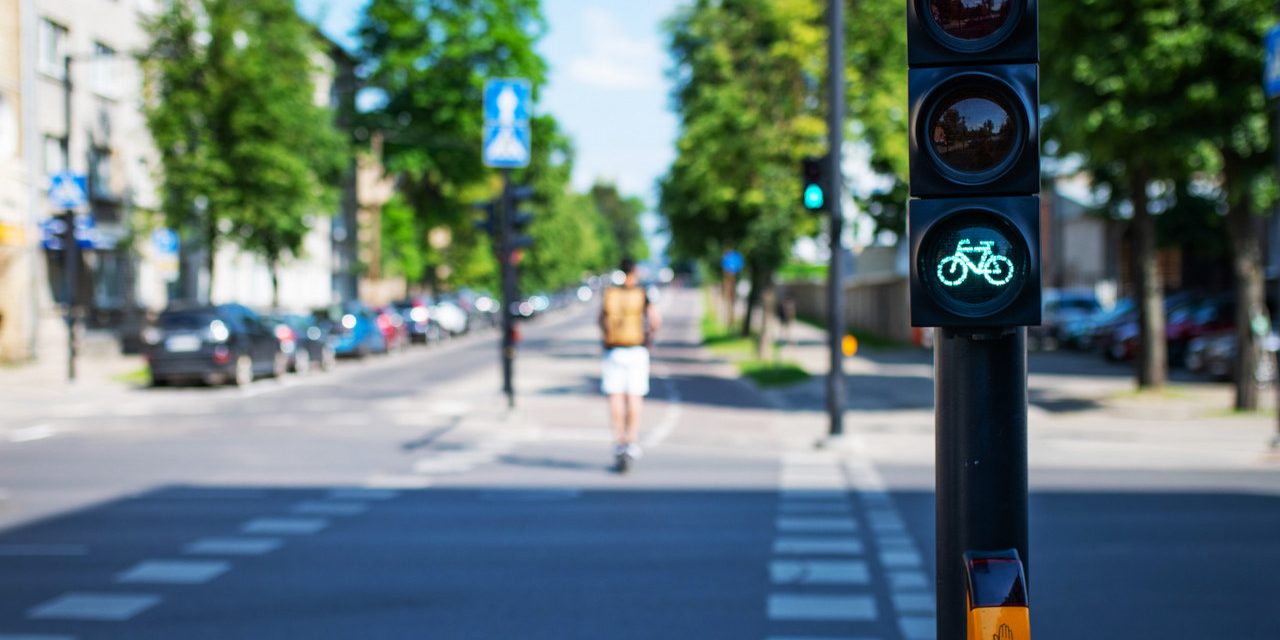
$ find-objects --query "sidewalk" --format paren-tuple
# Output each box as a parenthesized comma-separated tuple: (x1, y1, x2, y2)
(760, 317, 1280, 473)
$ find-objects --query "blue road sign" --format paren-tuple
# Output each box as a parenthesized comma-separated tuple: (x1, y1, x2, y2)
(1266, 27, 1280, 99)
(41, 215, 96, 250)
(721, 250, 744, 275)
(152, 228, 180, 255)
(483, 78, 532, 168)
(48, 173, 88, 211)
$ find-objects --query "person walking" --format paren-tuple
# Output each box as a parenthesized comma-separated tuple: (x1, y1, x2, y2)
(599, 258, 661, 471)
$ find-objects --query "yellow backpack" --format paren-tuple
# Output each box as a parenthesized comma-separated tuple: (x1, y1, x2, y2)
(603, 287, 647, 347)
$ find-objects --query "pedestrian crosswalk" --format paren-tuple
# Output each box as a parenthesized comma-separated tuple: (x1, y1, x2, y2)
(766, 450, 937, 640)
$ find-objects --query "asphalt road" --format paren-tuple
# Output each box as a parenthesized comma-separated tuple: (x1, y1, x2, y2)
(0, 289, 1276, 639)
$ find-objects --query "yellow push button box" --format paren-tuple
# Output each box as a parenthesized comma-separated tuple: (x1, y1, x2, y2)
(964, 550, 1031, 640)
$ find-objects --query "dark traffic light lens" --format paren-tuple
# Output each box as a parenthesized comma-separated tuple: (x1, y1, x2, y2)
(928, 0, 1013, 41)
(922, 211, 1026, 313)
(928, 91, 1015, 175)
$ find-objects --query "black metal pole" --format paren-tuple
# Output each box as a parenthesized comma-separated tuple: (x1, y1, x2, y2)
(825, 0, 845, 436)
(62, 54, 78, 382)
(935, 328, 1030, 640)
(500, 169, 515, 409)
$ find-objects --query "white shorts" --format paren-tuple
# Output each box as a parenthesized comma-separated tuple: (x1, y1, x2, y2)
(601, 346, 650, 396)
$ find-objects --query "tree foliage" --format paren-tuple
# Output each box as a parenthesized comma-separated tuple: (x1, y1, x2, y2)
(591, 183, 648, 263)
(143, 0, 347, 302)
(660, 0, 825, 291)
(1044, 0, 1276, 402)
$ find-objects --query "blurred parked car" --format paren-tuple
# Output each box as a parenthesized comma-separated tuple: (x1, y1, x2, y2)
(376, 306, 410, 352)
(432, 297, 470, 335)
(1186, 330, 1277, 383)
(313, 302, 386, 358)
(394, 297, 444, 344)
(1029, 289, 1102, 350)
(144, 304, 284, 387)
(266, 313, 336, 374)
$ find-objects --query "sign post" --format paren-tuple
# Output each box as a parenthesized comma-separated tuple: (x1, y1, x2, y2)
(484, 78, 532, 408)
(720, 250, 743, 328)
(1266, 25, 1280, 449)
(48, 172, 89, 382)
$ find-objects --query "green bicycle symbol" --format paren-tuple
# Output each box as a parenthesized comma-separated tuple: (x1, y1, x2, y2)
(936, 239, 1015, 288)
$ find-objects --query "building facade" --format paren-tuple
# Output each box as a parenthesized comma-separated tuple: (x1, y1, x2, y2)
(0, 0, 33, 361)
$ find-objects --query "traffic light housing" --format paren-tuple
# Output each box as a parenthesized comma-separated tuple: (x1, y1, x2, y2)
(908, 0, 1040, 329)
(801, 156, 827, 211)
(506, 184, 535, 253)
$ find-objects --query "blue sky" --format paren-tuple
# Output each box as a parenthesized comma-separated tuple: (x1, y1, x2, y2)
(296, 0, 683, 206)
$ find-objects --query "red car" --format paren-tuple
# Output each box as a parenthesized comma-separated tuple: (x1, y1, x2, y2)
(375, 306, 409, 352)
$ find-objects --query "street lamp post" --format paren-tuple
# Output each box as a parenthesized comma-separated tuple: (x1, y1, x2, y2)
(824, 0, 846, 438)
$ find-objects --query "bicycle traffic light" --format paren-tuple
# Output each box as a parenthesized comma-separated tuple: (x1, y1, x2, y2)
(801, 156, 828, 211)
(908, 0, 1041, 328)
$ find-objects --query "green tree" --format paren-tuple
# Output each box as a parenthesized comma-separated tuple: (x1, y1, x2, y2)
(356, 0, 547, 289)
(660, 0, 825, 338)
(591, 182, 648, 263)
(143, 0, 347, 305)
(1042, 0, 1210, 390)
(1045, 0, 1276, 405)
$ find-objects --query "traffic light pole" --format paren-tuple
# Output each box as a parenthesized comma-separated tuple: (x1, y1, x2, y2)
(499, 168, 516, 409)
(824, 0, 845, 437)
(934, 328, 1029, 640)
(62, 54, 78, 383)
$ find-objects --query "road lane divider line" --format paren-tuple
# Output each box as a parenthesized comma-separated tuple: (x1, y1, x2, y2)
(27, 593, 162, 622)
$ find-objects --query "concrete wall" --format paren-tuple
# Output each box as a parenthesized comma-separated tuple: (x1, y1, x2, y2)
(778, 274, 912, 344)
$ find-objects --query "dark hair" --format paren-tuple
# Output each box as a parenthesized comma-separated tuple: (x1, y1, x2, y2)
(619, 257, 636, 274)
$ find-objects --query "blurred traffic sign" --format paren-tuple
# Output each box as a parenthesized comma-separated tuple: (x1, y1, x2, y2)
(41, 215, 96, 250)
(483, 78, 532, 168)
(48, 172, 88, 211)
(1265, 26, 1280, 99)
(721, 250, 744, 275)
(151, 228, 180, 254)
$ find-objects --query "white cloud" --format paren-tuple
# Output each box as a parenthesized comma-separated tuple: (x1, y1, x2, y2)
(567, 8, 664, 91)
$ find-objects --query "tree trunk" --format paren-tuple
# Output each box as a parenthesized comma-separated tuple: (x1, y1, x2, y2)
(1224, 156, 1267, 410)
(204, 214, 216, 304)
(1131, 169, 1166, 389)
(757, 277, 775, 360)
(741, 268, 762, 338)
(269, 260, 281, 310)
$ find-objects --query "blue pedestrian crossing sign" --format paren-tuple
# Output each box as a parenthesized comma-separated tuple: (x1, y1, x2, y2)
(483, 78, 532, 168)
(48, 172, 88, 211)
(721, 250, 744, 275)
(1266, 27, 1280, 99)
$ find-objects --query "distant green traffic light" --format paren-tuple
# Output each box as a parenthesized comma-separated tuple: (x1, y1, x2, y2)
(803, 184, 825, 210)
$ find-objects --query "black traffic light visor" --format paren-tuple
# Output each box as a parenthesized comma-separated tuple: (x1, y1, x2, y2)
(909, 64, 1039, 197)
(908, 0, 1038, 66)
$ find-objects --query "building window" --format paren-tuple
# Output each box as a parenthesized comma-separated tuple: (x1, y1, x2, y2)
(44, 136, 68, 179)
(90, 147, 113, 198)
(38, 19, 68, 78)
(93, 42, 117, 97)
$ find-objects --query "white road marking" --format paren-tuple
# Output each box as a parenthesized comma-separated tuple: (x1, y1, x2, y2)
(8, 425, 55, 443)
(887, 570, 930, 591)
(363, 475, 432, 489)
(778, 502, 851, 514)
(898, 616, 938, 640)
(184, 538, 282, 556)
(879, 549, 924, 568)
(773, 538, 864, 556)
(776, 517, 859, 533)
(641, 376, 681, 448)
(0, 545, 87, 557)
(28, 593, 161, 621)
(328, 488, 400, 501)
(890, 592, 936, 614)
(770, 560, 870, 586)
(240, 517, 328, 535)
(116, 560, 230, 584)
(767, 594, 877, 621)
(292, 501, 368, 516)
